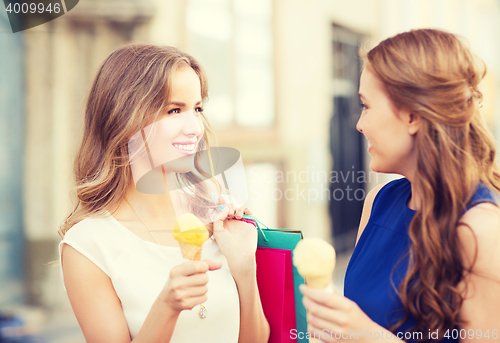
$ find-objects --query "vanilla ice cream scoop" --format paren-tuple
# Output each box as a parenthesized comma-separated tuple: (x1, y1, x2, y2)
(293, 237, 336, 288)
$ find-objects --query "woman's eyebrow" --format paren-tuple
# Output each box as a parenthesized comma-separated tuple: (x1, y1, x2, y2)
(169, 101, 186, 107)
(168, 100, 203, 106)
(359, 93, 366, 100)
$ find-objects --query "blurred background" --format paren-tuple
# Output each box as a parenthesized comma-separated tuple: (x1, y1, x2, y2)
(1, 0, 500, 341)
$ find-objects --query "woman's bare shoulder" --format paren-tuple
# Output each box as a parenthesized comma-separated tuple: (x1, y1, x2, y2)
(458, 202, 500, 271)
(356, 182, 388, 245)
(62, 243, 131, 342)
(459, 203, 500, 242)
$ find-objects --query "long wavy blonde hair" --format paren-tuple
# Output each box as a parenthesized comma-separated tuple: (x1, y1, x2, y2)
(59, 44, 217, 238)
(363, 29, 500, 339)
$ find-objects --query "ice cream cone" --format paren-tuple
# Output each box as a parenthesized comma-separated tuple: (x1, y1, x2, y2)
(293, 238, 336, 343)
(172, 213, 209, 261)
(179, 241, 203, 261)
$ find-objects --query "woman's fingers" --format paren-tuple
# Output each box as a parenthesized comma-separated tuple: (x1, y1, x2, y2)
(174, 260, 221, 288)
(213, 206, 230, 222)
(215, 195, 252, 219)
(165, 259, 222, 312)
(308, 322, 334, 342)
(302, 293, 339, 320)
(180, 273, 209, 287)
(308, 311, 342, 333)
(203, 259, 223, 271)
(181, 284, 209, 298)
(234, 207, 244, 219)
(170, 261, 207, 278)
(300, 284, 347, 311)
(184, 295, 209, 310)
(301, 288, 365, 336)
(303, 294, 346, 333)
(172, 260, 222, 278)
(234, 206, 251, 219)
(212, 207, 230, 235)
(174, 289, 209, 310)
(307, 324, 321, 341)
(168, 276, 208, 303)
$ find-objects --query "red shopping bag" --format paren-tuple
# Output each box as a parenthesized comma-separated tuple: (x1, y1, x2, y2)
(256, 247, 297, 343)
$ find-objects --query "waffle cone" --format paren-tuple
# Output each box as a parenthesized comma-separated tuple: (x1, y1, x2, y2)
(179, 241, 202, 260)
(305, 275, 331, 289)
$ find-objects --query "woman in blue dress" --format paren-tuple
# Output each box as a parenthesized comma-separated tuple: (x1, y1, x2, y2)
(300, 29, 500, 342)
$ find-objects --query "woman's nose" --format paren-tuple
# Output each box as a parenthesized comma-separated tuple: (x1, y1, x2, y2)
(356, 115, 363, 133)
(182, 110, 203, 136)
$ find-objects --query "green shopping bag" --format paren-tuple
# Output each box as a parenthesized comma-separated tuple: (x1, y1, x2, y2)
(244, 215, 308, 343)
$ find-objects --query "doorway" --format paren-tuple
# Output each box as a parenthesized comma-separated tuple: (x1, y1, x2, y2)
(329, 25, 365, 253)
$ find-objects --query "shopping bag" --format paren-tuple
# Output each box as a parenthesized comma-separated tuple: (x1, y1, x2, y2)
(244, 215, 307, 343)
(256, 247, 297, 343)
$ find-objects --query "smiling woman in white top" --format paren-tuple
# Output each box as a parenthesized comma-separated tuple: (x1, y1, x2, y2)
(58, 44, 270, 343)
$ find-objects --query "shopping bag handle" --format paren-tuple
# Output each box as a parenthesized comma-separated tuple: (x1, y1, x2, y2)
(209, 193, 269, 242)
(242, 214, 269, 242)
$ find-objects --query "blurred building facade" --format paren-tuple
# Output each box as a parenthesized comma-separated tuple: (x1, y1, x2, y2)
(0, 7, 24, 306)
(1, 0, 500, 338)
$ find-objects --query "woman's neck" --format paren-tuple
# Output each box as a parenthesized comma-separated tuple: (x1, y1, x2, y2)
(109, 179, 182, 247)
(404, 170, 422, 211)
(127, 188, 176, 219)
(118, 173, 179, 221)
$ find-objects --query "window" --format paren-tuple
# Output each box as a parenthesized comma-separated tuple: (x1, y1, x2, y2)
(186, 0, 275, 128)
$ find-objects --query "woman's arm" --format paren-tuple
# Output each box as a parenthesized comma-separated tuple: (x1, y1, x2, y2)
(212, 207, 270, 343)
(457, 203, 500, 342)
(232, 258, 270, 343)
(62, 244, 220, 343)
(62, 244, 135, 342)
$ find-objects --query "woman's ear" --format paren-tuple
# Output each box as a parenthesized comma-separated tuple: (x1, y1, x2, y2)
(401, 109, 421, 135)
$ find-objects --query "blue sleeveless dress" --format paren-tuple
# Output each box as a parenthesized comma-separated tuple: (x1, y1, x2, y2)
(344, 178, 498, 342)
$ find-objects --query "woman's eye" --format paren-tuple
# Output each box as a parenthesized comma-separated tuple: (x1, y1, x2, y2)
(360, 102, 368, 110)
(195, 107, 204, 113)
(167, 108, 181, 115)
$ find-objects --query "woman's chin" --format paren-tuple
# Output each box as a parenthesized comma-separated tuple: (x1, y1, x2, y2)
(369, 160, 386, 174)
(369, 162, 399, 175)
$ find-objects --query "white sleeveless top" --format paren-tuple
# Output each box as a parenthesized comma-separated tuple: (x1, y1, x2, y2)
(59, 213, 240, 342)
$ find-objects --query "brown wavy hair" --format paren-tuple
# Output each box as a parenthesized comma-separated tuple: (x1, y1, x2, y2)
(59, 44, 218, 238)
(363, 29, 500, 339)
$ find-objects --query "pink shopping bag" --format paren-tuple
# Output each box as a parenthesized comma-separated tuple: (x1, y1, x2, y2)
(256, 247, 297, 343)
